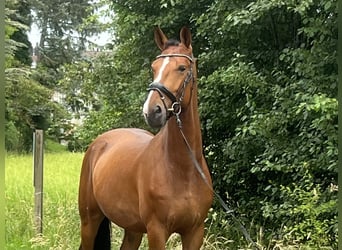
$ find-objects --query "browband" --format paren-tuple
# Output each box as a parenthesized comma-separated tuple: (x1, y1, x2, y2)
(156, 54, 193, 62)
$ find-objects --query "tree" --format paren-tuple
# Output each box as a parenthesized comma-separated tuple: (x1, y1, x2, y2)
(58, 0, 337, 247)
(8, 0, 32, 66)
(197, 0, 337, 247)
(5, 0, 68, 152)
(29, 0, 105, 71)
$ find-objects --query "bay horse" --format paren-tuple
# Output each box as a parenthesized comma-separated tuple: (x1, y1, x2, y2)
(78, 26, 213, 250)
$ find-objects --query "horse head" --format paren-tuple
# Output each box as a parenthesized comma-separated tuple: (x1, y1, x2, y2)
(143, 26, 196, 129)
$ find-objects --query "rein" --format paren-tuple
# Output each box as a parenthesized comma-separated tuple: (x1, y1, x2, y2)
(147, 53, 259, 248)
(176, 116, 260, 249)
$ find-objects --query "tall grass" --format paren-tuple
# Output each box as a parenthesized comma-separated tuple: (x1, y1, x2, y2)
(5, 153, 83, 249)
(5, 152, 319, 249)
(5, 153, 184, 249)
(5, 152, 228, 249)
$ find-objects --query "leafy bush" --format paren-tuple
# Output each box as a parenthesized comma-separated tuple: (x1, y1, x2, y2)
(57, 0, 337, 247)
(196, 0, 337, 247)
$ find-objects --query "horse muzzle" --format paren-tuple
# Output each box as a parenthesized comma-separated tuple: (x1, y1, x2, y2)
(143, 82, 177, 129)
(143, 103, 167, 129)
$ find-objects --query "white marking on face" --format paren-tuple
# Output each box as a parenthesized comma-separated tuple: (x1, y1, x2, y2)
(143, 91, 154, 114)
(143, 57, 170, 114)
(154, 57, 170, 83)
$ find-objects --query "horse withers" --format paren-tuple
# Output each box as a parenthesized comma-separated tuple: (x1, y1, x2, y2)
(78, 26, 213, 250)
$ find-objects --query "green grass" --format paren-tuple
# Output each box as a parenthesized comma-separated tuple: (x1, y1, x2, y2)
(5, 152, 83, 249)
(45, 139, 68, 153)
(5, 152, 191, 249)
(5, 152, 324, 249)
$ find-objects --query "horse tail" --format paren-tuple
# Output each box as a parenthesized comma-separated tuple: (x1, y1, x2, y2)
(94, 217, 111, 250)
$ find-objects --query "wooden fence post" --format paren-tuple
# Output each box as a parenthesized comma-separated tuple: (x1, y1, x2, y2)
(33, 130, 44, 234)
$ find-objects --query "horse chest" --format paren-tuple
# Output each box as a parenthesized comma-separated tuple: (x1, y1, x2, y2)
(144, 181, 205, 227)
(166, 193, 205, 232)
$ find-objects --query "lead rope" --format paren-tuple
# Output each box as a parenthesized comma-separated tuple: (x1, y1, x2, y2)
(175, 113, 260, 250)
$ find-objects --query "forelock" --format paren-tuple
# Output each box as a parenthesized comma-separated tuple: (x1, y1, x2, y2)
(164, 39, 180, 49)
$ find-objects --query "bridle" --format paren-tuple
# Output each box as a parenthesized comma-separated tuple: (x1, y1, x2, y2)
(146, 54, 259, 249)
(147, 53, 194, 120)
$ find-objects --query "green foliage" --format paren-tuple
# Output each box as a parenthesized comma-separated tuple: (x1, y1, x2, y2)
(5, 1, 29, 68)
(196, 0, 337, 247)
(45, 139, 67, 153)
(5, 1, 70, 152)
(56, 0, 337, 247)
(30, 0, 105, 69)
(7, 0, 32, 66)
(5, 121, 20, 152)
(59, 50, 150, 151)
(5, 73, 69, 152)
(264, 179, 337, 246)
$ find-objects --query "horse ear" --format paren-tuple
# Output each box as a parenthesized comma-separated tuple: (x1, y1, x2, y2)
(154, 26, 168, 51)
(180, 26, 192, 48)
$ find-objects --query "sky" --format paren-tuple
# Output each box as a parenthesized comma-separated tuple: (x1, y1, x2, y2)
(27, 6, 113, 48)
(27, 24, 112, 48)
(27, 22, 40, 46)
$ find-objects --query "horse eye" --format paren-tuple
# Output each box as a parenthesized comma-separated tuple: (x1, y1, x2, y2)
(178, 65, 186, 72)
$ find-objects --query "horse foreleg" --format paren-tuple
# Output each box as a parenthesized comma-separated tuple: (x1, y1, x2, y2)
(180, 224, 205, 250)
(120, 230, 143, 250)
(146, 220, 168, 250)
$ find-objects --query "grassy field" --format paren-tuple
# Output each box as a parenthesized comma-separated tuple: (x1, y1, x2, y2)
(5, 152, 231, 249)
(6, 151, 326, 249)
(5, 152, 83, 249)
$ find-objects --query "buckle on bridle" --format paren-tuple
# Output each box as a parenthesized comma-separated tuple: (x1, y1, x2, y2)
(167, 102, 181, 115)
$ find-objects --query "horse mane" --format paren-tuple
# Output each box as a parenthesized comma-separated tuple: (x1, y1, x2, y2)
(164, 39, 180, 49)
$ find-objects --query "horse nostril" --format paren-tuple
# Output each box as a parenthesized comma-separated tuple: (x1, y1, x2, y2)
(153, 105, 162, 114)
(144, 104, 166, 129)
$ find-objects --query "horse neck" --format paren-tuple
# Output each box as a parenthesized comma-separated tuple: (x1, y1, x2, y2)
(163, 83, 203, 165)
